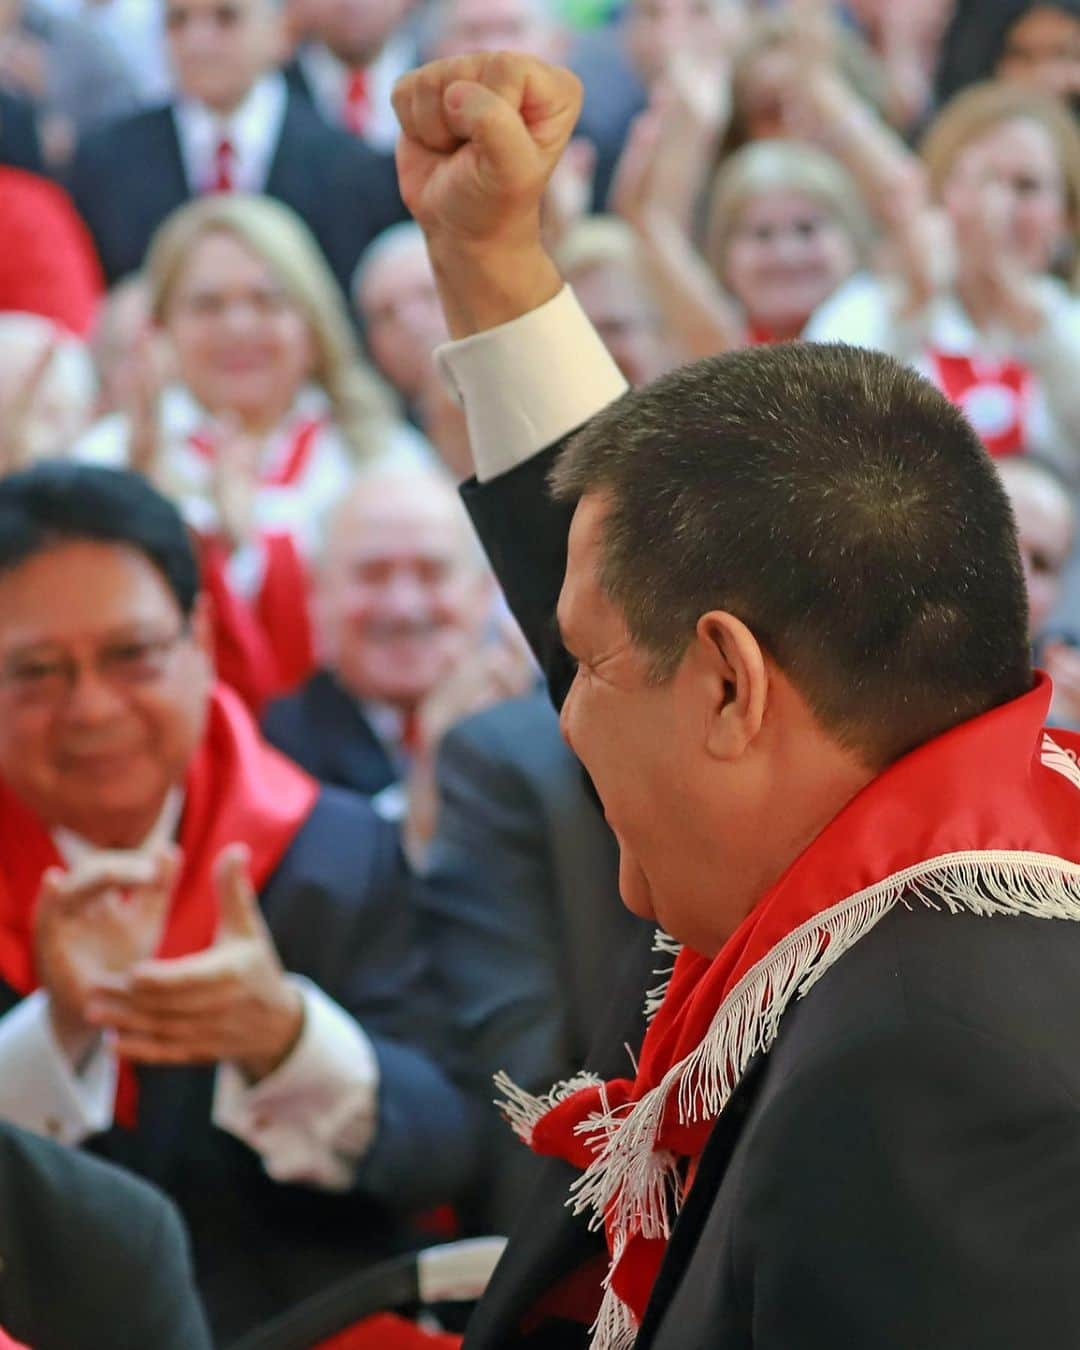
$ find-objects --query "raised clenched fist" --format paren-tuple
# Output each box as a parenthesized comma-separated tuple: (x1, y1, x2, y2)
(393, 53, 582, 252)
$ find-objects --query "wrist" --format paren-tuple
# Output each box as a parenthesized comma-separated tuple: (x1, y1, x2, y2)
(426, 233, 563, 339)
(240, 982, 304, 1083)
(47, 996, 101, 1071)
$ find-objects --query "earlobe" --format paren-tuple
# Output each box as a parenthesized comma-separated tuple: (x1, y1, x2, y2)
(697, 611, 767, 760)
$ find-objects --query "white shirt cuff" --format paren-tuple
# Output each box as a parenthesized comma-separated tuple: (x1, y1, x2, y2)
(0, 991, 116, 1145)
(434, 285, 629, 482)
(212, 975, 380, 1192)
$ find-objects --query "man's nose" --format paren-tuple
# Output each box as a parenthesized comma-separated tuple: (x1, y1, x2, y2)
(62, 664, 129, 723)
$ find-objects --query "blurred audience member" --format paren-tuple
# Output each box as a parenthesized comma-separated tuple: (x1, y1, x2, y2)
(0, 313, 96, 471)
(426, 0, 564, 61)
(842, 0, 954, 133)
(263, 465, 526, 847)
(67, 0, 404, 291)
(805, 80, 1080, 476)
(937, 1, 1080, 113)
(0, 1121, 212, 1349)
(0, 463, 475, 1343)
(0, 0, 139, 166)
(75, 196, 428, 709)
(76, 0, 172, 104)
(352, 221, 446, 418)
(422, 691, 648, 1233)
(554, 215, 674, 385)
(0, 87, 41, 171)
(997, 455, 1080, 727)
(0, 166, 102, 335)
(615, 129, 869, 358)
(286, 0, 418, 152)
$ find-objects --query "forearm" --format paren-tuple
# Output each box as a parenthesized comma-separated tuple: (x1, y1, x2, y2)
(636, 208, 745, 359)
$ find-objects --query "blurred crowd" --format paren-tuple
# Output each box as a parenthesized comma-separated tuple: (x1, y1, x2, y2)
(0, 0, 1079, 1343)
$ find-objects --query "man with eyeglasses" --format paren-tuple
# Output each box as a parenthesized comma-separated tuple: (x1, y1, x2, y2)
(0, 462, 474, 1342)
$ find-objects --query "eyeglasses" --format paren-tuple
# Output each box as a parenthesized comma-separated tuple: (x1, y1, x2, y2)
(0, 627, 190, 706)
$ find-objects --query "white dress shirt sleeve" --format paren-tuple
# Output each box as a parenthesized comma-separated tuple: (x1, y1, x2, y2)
(212, 976, 380, 1192)
(0, 991, 117, 1145)
(434, 285, 629, 482)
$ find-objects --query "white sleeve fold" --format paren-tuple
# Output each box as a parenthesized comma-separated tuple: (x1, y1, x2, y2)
(212, 976, 380, 1192)
(435, 285, 629, 482)
(0, 991, 116, 1144)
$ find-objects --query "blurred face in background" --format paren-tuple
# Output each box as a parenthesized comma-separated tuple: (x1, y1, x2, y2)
(164, 229, 316, 429)
(568, 260, 672, 387)
(624, 0, 716, 86)
(721, 189, 857, 339)
(432, 0, 561, 60)
(165, 0, 283, 113)
(941, 116, 1070, 275)
(304, 0, 414, 65)
(355, 238, 447, 403)
(998, 459, 1076, 638)
(997, 6, 1080, 104)
(316, 473, 491, 711)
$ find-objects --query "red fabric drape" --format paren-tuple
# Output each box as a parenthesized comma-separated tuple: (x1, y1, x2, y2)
(0, 167, 103, 336)
(316, 1314, 461, 1349)
(0, 686, 318, 1124)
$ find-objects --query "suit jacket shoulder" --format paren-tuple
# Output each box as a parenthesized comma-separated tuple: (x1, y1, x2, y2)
(0, 1122, 211, 1350)
(640, 903, 1080, 1350)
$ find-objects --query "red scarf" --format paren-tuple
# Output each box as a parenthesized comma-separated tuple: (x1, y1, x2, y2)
(501, 673, 1080, 1347)
(929, 350, 1033, 457)
(188, 416, 326, 487)
(0, 685, 319, 1126)
(201, 532, 316, 714)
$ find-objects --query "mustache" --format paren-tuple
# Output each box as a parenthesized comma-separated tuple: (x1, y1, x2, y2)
(361, 618, 443, 641)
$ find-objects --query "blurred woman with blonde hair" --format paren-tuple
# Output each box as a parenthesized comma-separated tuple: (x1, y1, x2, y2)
(76, 194, 431, 709)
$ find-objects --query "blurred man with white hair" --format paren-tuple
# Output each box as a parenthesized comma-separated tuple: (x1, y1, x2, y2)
(0, 312, 96, 469)
(262, 464, 529, 838)
(352, 221, 448, 419)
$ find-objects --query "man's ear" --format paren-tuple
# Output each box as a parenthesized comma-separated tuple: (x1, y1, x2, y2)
(695, 610, 767, 760)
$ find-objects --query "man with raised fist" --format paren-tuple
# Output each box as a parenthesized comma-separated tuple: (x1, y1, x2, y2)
(395, 51, 1080, 1350)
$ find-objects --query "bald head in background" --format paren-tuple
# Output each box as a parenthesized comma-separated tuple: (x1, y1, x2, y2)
(315, 468, 492, 713)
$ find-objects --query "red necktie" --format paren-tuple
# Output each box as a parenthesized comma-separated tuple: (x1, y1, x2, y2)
(342, 68, 370, 136)
(211, 135, 235, 193)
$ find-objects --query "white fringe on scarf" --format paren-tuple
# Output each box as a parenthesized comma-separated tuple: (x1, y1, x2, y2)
(495, 842, 1080, 1350)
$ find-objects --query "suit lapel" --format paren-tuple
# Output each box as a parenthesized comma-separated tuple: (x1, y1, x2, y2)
(264, 93, 310, 207)
(308, 673, 398, 797)
(634, 1052, 771, 1349)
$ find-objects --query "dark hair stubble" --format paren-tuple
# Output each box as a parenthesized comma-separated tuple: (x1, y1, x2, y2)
(550, 341, 1033, 769)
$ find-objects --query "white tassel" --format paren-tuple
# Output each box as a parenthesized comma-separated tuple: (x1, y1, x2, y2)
(562, 848, 1080, 1340)
(493, 1069, 605, 1145)
(643, 929, 683, 1022)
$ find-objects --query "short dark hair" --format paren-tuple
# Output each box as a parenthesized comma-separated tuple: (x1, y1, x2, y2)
(550, 342, 1033, 767)
(0, 462, 199, 616)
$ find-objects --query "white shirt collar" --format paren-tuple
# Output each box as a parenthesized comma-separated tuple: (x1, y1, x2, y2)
(173, 71, 288, 195)
(52, 789, 185, 873)
(296, 32, 414, 152)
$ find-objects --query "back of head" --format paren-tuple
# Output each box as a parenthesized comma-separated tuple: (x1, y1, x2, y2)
(0, 461, 198, 616)
(551, 342, 1033, 768)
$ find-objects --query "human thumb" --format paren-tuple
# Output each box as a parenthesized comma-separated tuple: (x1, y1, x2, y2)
(214, 843, 258, 938)
(443, 80, 537, 182)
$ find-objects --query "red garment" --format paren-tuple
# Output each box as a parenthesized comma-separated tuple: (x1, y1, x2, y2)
(342, 68, 371, 136)
(929, 349, 1033, 457)
(211, 136, 235, 193)
(0, 1329, 30, 1349)
(0, 685, 319, 1124)
(188, 417, 325, 488)
(201, 533, 316, 715)
(509, 672, 1080, 1344)
(317, 1314, 461, 1350)
(0, 167, 103, 336)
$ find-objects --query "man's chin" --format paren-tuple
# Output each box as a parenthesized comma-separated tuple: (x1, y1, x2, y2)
(618, 852, 656, 921)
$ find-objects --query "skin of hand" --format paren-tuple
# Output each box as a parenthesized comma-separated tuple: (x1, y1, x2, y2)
(391, 52, 582, 337)
(34, 846, 180, 1067)
(86, 843, 304, 1082)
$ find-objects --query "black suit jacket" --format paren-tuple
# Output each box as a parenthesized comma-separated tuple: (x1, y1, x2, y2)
(422, 693, 648, 1234)
(0, 91, 43, 174)
(0, 787, 474, 1345)
(261, 669, 398, 799)
(66, 90, 405, 291)
(0, 1121, 211, 1350)
(460, 443, 1080, 1347)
